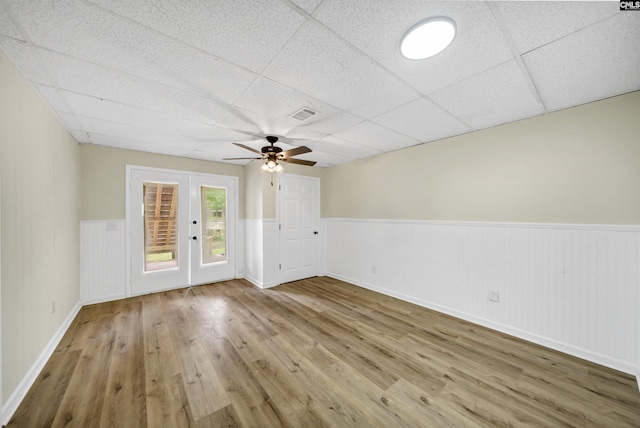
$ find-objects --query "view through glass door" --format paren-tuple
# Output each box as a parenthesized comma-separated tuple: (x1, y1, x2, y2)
(129, 167, 236, 296)
(144, 181, 180, 272)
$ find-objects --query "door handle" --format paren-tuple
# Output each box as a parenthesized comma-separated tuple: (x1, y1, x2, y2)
(192, 236, 198, 241)
(313, 231, 319, 235)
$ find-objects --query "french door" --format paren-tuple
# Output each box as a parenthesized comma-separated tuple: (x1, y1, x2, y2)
(128, 167, 236, 296)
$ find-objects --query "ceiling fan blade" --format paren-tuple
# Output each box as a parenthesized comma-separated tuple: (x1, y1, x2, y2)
(281, 146, 312, 157)
(282, 158, 316, 166)
(233, 142, 262, 154)
(222, 157, 263, 160)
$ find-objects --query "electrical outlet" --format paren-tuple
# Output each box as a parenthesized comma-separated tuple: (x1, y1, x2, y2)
(371, 265, 376, 274)
(488, 290, 499, 302)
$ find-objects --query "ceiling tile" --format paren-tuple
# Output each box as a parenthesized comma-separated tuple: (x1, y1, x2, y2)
(264, 21, 419, 119)
(495, 1, 618, 54)
(283, 128, 329, 142)
(63, 92, 216, 140)
(313, 0, 513, 95)
(294, 150, 349, 167)
(232, 78, 338, 135)
(215, 107, 266, 136)
(188, 149, 247, 164)
(89, 133, 195, 158)
(189, 129, 283, 162)
(0, 39, 55, 86)
(78, 116, 204, 149)
(302, 111, 364, 135)
(36, 50, 229, 125)
(203, 127, 262, 146)
(228, 77, 363, 138)
(307, 135, 383, 160)
(524, 12, 640, 112)
(215, 105, 330, 145)
(0, 4, 22, 40)
(289, 0, 324, 15)
(214, 110, 316, 143)
(430, 60, 545, 130)
(69, 129, 90, 143)
(56, 112, 83, 130)
(236, 78, 327, 119)
(35, 85, 71, 113)
(372, 97, 471, 142)
(332, 121, 419, 152)
(86, 0, 305, 74)
(7, 0, 258, 104)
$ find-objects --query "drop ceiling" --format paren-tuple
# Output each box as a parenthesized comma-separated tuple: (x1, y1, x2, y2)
(1, 0, 638, 167)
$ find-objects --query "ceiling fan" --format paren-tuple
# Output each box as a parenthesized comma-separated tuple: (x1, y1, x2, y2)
(223, 135, 317, 173)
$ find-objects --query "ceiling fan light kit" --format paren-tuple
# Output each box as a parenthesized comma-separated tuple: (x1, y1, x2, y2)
(400, 16, 456, 60)
(260, 158, 284, 174)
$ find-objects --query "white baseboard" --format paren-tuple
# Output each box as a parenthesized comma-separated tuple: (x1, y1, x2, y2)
(243, 275, 279, 289)
(326, 273, 639, 376)
(244, 274, 263, 289)
(81, 293, 127, 306)
(1, 300, 82, 426)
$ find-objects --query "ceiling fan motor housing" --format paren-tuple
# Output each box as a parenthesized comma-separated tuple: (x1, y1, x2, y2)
(262, 146, 283, 154)
(262, 136, 283, 155)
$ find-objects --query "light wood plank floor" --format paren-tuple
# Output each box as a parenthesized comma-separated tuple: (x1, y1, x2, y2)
(7, 277, 640, 427)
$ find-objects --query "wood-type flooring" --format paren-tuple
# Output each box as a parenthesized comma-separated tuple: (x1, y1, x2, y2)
(7, 277, 640, 427)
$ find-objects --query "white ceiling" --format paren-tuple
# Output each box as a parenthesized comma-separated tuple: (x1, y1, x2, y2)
(1, 0, 638, 167)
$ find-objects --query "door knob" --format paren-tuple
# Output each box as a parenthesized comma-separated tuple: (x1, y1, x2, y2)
(192, 236, 198, 241)
(313, 231, 319, 235)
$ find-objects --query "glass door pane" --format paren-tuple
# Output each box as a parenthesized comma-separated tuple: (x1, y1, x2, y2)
(144, 182, 179, 272)
(200, 186, 226, 264)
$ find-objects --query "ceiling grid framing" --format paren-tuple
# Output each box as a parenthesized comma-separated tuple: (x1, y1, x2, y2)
(0, 0, 637, 167)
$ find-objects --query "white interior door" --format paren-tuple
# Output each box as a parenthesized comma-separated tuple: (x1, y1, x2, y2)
(129, 167, 237, 295)
(279, 175, 320, 283)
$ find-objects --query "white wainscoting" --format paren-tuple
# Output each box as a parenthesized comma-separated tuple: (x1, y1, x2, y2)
(325, 218, 640, 375)
(82, 219, 247, 302)
(244, 219, 279, 288)
(244, 219, 264, 287)
(235, 219, 245, 280)
(263, 219, 280, 288)
(80, 220, 127, 304)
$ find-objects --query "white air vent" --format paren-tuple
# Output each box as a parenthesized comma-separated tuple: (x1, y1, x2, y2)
(289, 107, 318, 122)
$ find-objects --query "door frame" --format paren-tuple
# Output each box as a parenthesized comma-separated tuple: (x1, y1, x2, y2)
(125, 165, 239, 297)
(277, 174, 321, 284)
